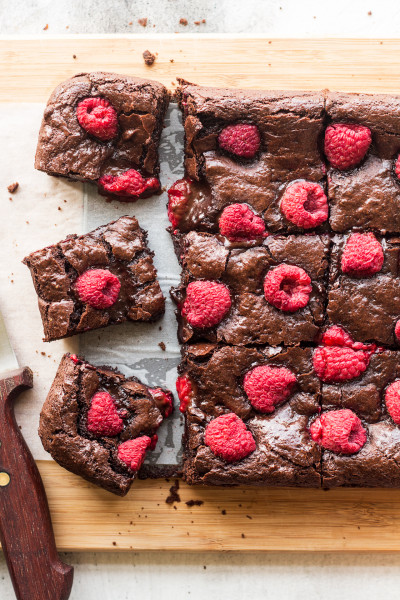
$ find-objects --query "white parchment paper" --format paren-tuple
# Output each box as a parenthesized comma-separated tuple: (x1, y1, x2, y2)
(0, 103, 184, 464)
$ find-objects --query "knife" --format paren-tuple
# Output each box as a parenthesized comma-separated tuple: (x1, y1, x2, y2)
(0, 309, 73, 600)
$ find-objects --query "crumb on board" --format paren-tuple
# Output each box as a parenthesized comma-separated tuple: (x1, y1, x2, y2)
(73, 54, 77, 59)
(138, 18, 148, 27)
(166, 479, 181, 504)
(241, 533, 246, 538)
(170, 59, 174, 63)
(186, 499, 204, 507)
(221, 509, 226, 515)
(7, 182, 19, 193)
(179, 18, 188, 25)
(43, 24, 48, 30)
(158, 341, 166, 351)
(143, 50, 156, 66)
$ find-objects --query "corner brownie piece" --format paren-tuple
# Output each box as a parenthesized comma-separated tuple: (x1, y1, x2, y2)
(325, 92, 400, 233)
(35, 72, 169, 200)
(171, 231, 329, 345)
(327, 233, 400, 345)
(23, 216, 164, 342)
(169, 83, 326, 234)
(39, 354, 173, 495)
(177, 344, 322, 486)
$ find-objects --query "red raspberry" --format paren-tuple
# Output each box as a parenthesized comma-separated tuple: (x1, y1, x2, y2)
(341, 233, 384, 278)
(395, 155, 400, 180)
(321, 325, 354, 348)
(75, 269, 121, 309)
(118, 436, 152, 471)
(280, 181, 328, 229)
(76, 97, 118, 141)
(219, 204, 266, 242)
(264, 264, 312, 312)
(395, 320, 400, 343)
(176, 375, 193, 413)
(310, 409, 367, 454)
(87, 391, 125, 437)
(167, 178, 192, 227)
(218, 124, 261, 158)
(313, 346, 372, 382)
(149, 388, 174, 418)
(243, 365, 297, 413)
(324, 123, 371, 170)
(182, 281, 231, 328)
(204, 413, 256, 462)
(385, 380, 400, 425)
(98, 169, 160, 199)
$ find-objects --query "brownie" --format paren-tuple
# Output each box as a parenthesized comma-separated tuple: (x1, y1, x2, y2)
(39, 354, 173, 495)
(327, 235, 400, 345)
(179, 344, 322, 487)
(326, 92, 400, 233)
(35, 72, 169, 200)
(171, 231, 329, 345)
(23, 216, 165, 342)
(173, 82, 326, 233)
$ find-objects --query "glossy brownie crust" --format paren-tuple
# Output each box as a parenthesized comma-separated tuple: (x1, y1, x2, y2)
(23, 216, 165, 341)
(180, 344, 400, 488)
(35, 72, 168, 188)
(171, 231, 329, 346)
(39, 354, 169, 495)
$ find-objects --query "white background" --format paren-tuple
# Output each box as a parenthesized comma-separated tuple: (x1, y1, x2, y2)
(2, 1, 400, 598)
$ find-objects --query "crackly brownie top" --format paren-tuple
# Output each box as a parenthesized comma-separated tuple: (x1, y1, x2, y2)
(39, 353, 173, 495)
(35, 72, 168, 183)
(23, 216, 164, 341)
(171, 231, 329, 346)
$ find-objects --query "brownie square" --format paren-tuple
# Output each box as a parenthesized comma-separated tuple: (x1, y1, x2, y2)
(172, 83, 326, 234)
(179, 343, 322, 487)
(39, 354, 173, 495)
(23, 216, 165, 342)
(326, 92, 400, 233)
(35, 72, 169, 200)
(327, 235, 400, 345)
(171, 231, 329, 346)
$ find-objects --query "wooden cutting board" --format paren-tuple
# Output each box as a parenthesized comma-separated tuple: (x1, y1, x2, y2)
(3, 37, 400, 552)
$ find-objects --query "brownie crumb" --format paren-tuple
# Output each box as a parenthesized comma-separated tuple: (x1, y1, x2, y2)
(138, 18, 148, 27)
(241, 533, 246, 538)
(143, 50, 156, 66)
(112, 541, 116, 546)
(166, 479, 181, 504)
(43, 24, 48, 30)
(158, 341, 166, 351)
(73, 54, 77, 59)
(170, 59, 174, 63)
(179, 18, 188, 25)
(203, 565, 207, 570)
(194, 20, 201, 25)
(221, 509, 226, 515)
(368, 10, 372, 15)
(7, 182, 19, 194)
(185, 499, 204, 507)
(246, 515, 252, 520)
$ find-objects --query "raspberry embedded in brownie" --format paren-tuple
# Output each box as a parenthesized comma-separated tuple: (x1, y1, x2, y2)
(39, 354, 173, 495)
(23, 216, 165, 342)
(35, 72, 169, 200)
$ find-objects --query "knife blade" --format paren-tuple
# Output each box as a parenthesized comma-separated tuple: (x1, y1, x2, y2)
(0, 307, 73, 600)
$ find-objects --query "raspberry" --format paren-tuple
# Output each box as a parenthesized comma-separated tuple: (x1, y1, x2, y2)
(395, 155, 400, 180)
(324, 123, 371, 170)
(117, 436, 152, 471)
(75, 269, 120, 309)
(395, 320, 400, 343)
(310, 409, 367, 454)
(219, 204, 266, 242)
(385, 380, 400, 425)
(182, 281, 231, 328)
(313, 346, 372, 382)
(204, 413, 256, 462)
(149, 388, 174, 418)
(243, 365, 297, 413)
(218, 124, 261, 158)
(341, 232, 384, 278)
(176, 375, 193, 413)
(76, 97, 118, 141)
(321, 325, 354, 348)
(167, 178, 192, 227)
(264, 264, 312, 312)
(87, 391, 125, 436)
(280, 181, 328, 229)
(98, 169, 160, 199)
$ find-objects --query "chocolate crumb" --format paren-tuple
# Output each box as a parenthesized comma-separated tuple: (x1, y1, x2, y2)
(170, 59, 174, 63)
(138, 18, 148, 27)
(246, 515, 252, 519)
(143, 50, 156, 66)
(58, 206, 62, 211)
(73, 54, 77, 59)
(43, 24, 48, 30)
(221, 509, 226, 515)
(7, 182, 19, 194)
(194, 20, 201, 25)
(203, 565, 207, 569)
(368, 10, 372, 15)
(112, 541, 116, 546)
(185, 499, 204, 507)
(166, 479, 181, 504)
(41, 351, 46, 356)
(241, 533, 246, 538)
(158, 341, 166, 351)
(179, 18, 188, 25)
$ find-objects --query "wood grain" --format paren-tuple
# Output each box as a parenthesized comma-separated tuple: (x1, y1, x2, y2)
(3, 36, 400, 552)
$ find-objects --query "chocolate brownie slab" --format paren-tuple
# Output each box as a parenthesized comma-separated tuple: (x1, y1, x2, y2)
(39, 354, 173, 495)
(23, 216, 165, 342)
(325, 92, 400, 233)
(171, 231, 329, 346)
(327, 233, 400, 345)
(35, 72, 169, 200)
(169, 83, 326, 234)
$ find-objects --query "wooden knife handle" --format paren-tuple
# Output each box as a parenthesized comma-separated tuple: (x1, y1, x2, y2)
(0, 367, 73, 600)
